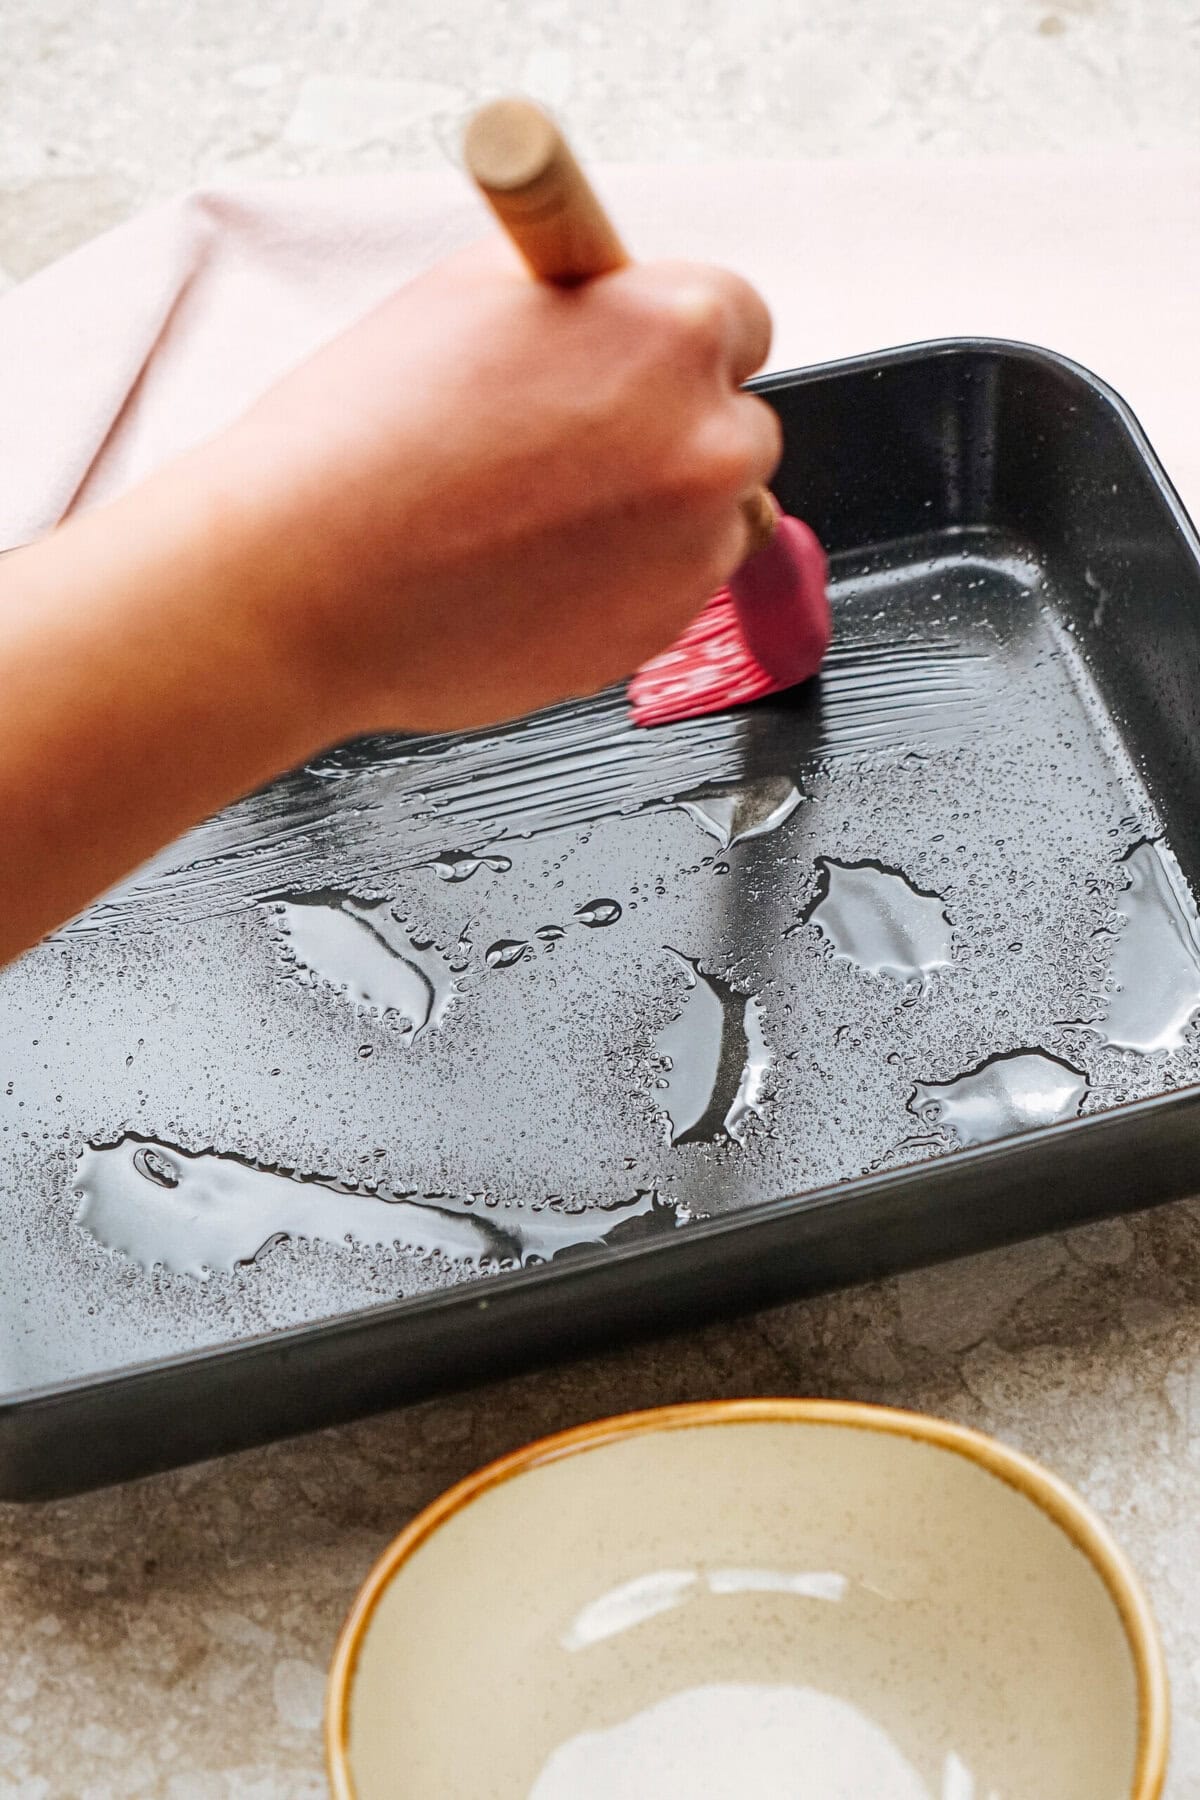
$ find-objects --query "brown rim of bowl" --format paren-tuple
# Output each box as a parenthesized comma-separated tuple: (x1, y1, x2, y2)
(326, 1397, 1170, 1799)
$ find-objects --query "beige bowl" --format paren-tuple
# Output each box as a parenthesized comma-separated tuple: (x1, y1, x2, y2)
(327, 1399, 1168, 1799)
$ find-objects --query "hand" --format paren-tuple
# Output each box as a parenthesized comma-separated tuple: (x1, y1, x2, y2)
(0, 235, 780, 962)
(207, 236, 782, 734)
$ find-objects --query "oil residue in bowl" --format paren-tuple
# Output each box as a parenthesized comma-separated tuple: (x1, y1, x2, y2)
(529, 1683, 956, 1800)
(654, 951, 770, 1145)
(560, 1567, 851, 1652)
(910, 1050, 1089, 1147)
(73, 1137, 677, 1279)
(801, 859, 954, 987)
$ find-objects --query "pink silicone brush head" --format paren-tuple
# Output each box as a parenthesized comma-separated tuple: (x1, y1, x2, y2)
(628, 511, 832, 728)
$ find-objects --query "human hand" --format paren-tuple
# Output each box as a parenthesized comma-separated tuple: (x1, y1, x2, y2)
(0, 235, 780, 960)
(206, 235, 782, 735)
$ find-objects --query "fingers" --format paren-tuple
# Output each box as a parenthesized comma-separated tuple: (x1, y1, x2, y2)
(436, 248, 773, 398)
(705, 266, 774, 387)
(686, 390, 783, 509)
(733, 389, 784, 490)
(603, 259, 772, 388)
(700, 397, 784, 585)
(655, 262, 774, 387)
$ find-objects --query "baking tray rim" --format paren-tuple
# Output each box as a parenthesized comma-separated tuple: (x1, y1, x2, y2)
(756, 333, 1199, 549)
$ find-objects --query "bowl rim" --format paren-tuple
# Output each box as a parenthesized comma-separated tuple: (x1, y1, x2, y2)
(325, 1396, 1169, 1799)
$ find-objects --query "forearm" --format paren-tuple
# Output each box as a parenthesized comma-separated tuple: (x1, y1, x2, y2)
(0, 453, 335, 963)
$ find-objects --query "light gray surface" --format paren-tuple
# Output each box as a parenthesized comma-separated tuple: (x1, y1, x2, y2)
(2, 2, 1200, 1795)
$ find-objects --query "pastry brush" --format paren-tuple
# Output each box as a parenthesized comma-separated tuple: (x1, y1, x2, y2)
(463, 99, 831, 728)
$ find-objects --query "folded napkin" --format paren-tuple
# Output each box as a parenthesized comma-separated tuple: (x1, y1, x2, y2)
(1, 154, 1198, 553)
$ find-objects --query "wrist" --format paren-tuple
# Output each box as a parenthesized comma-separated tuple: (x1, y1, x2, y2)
(184, 414, 410, 749)
(154, 433, 361, 757)
(0, 453, 358, 955)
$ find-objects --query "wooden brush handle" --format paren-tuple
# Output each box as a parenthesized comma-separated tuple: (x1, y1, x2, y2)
(463, 99, 626, 283)
(463, 98, 776, 554)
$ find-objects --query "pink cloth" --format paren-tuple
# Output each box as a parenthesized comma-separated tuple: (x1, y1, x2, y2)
(1, 156, 1198, 552)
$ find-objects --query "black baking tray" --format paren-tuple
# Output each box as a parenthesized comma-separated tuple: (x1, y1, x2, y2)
(4, 337, 1200, 1499)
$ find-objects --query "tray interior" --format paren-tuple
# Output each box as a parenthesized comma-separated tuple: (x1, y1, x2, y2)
(3, 342, 1200, 1398)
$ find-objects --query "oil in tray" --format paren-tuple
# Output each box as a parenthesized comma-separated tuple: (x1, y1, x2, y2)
(269, 894, 463, 1036)
(909, 1051, 1089, 1148)
(5, 530, 1200, 1388)
(797, 859, 954, 988)
(73, 1136, 682, 1278)
(1088, 838, 1200, 1054)
(652, 951, 770, 1146)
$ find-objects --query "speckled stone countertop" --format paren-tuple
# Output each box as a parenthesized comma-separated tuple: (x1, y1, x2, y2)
(2, 2, 1200, 1795)
(5, 1219, 1199, 1796)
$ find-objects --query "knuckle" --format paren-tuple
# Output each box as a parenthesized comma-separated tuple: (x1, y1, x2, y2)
(707, 515, 754, 588)
(656, 401, 782, 520)
(623, 263, 731, 364)
(663, 281, 727, 361)
(683, 413, 764, 500)
(749, 394, 784, 465)
(725, 269, 772, 337)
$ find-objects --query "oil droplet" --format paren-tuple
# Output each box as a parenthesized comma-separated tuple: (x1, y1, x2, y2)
(132, 1144, 179, 1189)
(727, 990, 771, 1143)
(1097, 839, 1200, 1052)
(425, 849, 512, 883)
(72, 1137, 683, 1279)
(909, 1050, 1088, 1147)
(486, 939, 532, 970)
(676, 775, 802, 850)
(802, 859, 953, 986)
(654, 950, 771, 1145)
(271, 894, 458, 1037)
(575, 899, 622, 928)
(531, 1684, 935, 1800)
